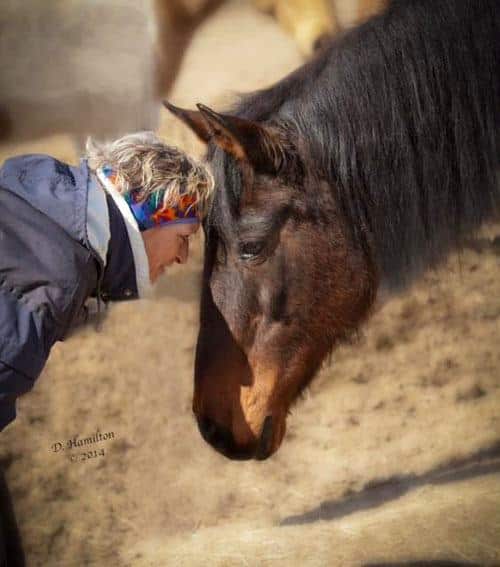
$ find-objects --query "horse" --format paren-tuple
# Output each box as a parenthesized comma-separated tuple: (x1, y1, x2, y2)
(0, 0, 221, 149)
(165, 0, 500, 460)
(254, 0, 387, 55)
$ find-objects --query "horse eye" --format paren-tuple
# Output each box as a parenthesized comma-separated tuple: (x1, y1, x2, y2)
(239, 241, 265, 261)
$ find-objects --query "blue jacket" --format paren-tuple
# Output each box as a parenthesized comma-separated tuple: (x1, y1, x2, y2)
(0, 155, 138, 431)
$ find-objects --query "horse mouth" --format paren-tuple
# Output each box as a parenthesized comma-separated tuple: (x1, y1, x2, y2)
(196, 415, 255, 461)
(196, 413, 282, 460)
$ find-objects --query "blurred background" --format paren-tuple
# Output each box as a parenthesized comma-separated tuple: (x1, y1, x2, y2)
(0, 1, 499, 565)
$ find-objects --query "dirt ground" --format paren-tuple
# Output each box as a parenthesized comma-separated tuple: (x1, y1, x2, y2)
(1, 1, 499, 566)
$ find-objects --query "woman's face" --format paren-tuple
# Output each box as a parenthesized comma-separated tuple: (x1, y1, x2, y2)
(142, 221, 200, 282)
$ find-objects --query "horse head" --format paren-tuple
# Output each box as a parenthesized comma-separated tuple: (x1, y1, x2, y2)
(165, 101, 377, 459)
(163, 0, 500, 461)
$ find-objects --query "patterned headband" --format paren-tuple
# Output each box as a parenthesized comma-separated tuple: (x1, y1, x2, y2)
(101, 165, 198, 231)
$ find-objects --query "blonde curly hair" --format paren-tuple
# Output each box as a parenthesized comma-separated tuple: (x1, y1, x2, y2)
(85, 131, 214, 215)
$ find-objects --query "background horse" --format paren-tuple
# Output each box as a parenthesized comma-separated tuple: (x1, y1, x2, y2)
(254, 0, 387, 54)
(172, 0, 500, 461)
(0, 0, 222, 149)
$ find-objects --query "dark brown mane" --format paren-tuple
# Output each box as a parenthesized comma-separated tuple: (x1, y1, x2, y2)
(209, 0, 500, 290)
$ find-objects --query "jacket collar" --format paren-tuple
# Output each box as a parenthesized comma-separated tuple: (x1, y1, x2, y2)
(96, 169, 153, 299)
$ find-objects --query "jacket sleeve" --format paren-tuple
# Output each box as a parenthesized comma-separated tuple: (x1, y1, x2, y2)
(0, 261, 98, 433)
(0, 361, 34, 432)
(0, 179, 100, 432)
(0, 280, 60, 432)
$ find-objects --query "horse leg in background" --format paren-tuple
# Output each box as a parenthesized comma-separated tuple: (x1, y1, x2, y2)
(154, 0, 227, 95)
(154, 0, 193, 95)
(254, 0, 389, 55)
(357, 0, 388, 22)
(253, 0, 338, 55)
(333, 0, 388, 29)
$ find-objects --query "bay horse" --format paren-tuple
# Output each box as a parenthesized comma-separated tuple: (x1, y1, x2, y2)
(165, 0, 500, 460)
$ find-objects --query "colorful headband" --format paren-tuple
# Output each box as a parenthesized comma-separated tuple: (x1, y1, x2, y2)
(101, 165, 198, 231)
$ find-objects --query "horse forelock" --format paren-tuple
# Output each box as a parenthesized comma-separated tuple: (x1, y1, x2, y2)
(205, 145, 240, 232)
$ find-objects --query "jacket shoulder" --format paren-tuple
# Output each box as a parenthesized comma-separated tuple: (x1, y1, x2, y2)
(0, 186, 99, 377)
(0, 154, 91, 244)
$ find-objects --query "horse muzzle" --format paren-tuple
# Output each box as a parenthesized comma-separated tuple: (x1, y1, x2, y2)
(196, 413, 285, 460)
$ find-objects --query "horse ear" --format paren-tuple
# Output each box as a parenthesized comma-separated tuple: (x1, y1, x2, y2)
(162, 100, 212, 143)
(196, 103, 282, 174)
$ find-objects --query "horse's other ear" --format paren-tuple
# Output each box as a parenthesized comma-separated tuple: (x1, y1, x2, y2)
(196, 103, 283, 175)
(163, 100, 212, 143)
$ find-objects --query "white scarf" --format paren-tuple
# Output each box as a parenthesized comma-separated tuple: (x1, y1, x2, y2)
(95, 169, 153, 299)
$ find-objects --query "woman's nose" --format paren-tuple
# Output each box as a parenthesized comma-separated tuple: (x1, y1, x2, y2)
(176, 239, 189, 264)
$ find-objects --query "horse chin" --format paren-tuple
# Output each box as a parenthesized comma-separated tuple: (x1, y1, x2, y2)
(195, 409, 287, 460)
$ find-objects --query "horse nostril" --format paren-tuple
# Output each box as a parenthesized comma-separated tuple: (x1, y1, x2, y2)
(196, 416, 254, 460)
(197, 416, 233, 452)
(255, 415, 274, 460)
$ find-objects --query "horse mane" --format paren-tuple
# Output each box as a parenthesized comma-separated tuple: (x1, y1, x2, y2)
(228, 0, 500, 290)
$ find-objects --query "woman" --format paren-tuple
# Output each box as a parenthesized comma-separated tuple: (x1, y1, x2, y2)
(0, 132, 213, 431)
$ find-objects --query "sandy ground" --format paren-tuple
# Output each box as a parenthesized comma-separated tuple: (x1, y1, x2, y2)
(1, 1, 499, 566)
